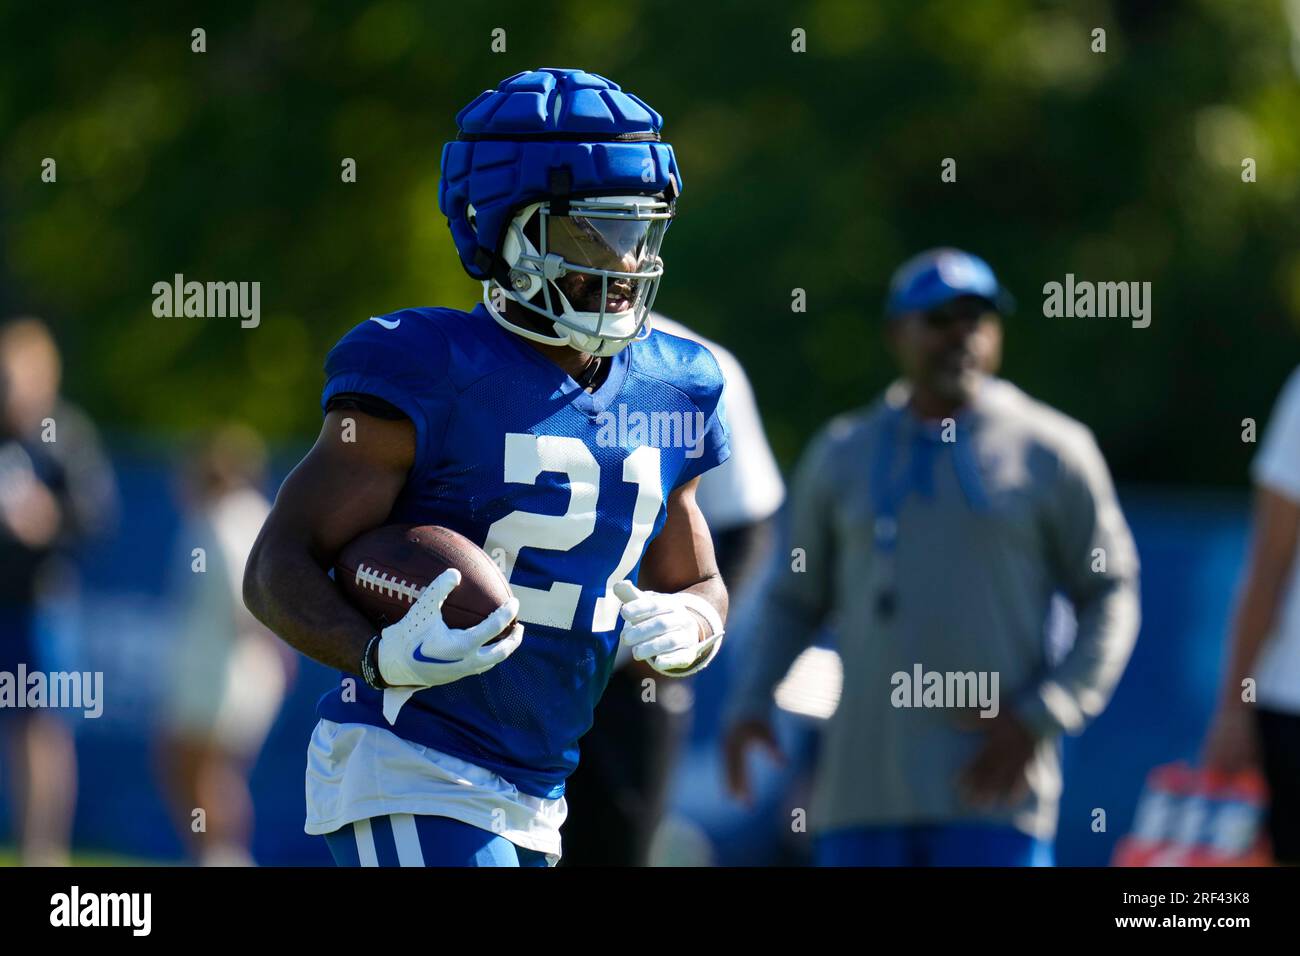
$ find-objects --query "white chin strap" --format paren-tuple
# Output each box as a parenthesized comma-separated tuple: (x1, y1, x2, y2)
(483, 282, 649, 357)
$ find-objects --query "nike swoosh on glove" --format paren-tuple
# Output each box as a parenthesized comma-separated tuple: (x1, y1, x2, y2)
(612, 580, 724, 677)
(378, 567, 522, 690)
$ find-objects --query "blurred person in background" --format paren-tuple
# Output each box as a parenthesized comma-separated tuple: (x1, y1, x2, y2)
(562, 314, 784, 866)
(1203, 367, 1300, 865)
(652, 318, 785, 595)
(722, 249, 1140, 866)
(157, 425, 292, 866)
(0, 316, 116, 865)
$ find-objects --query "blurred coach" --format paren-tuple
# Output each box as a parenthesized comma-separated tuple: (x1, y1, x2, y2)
(723, 249, 1140, 866)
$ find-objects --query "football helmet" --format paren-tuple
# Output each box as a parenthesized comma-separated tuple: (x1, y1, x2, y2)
(439, 68, 682, 356)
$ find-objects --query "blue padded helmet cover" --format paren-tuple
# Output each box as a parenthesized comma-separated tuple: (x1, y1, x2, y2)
(439, 68, 683, 280)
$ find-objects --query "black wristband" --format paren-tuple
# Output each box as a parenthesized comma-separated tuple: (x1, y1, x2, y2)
(361, 634, 389, 690)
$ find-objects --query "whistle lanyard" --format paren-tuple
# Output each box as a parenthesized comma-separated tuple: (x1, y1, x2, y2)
(868, 407, 990, 621)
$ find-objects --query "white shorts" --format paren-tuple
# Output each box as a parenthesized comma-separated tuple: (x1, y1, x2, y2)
(304, 719, 566, 865)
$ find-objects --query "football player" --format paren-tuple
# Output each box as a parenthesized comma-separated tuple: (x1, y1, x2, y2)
(244, 69, 731, 867)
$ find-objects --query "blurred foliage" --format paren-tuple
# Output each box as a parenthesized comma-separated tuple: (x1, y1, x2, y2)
(2, 0, 1299, 483)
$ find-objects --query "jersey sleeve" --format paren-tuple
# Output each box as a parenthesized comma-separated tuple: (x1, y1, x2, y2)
(325, 392, 408, 421)
(321, 311, 455, 470)
(675, 351, 731, 489)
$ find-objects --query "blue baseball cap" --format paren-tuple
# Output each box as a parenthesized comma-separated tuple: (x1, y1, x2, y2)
(885, 247, 1014, 319)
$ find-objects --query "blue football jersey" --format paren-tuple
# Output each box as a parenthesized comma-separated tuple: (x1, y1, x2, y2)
(316, 304, 730, 798)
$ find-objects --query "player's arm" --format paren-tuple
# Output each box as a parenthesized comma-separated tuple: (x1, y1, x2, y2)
(1219, 486, 1300, 699)
(614, 476, 729, 677)
(242, 410, 519, 688)
(1203, 485, 1300, 771)
(243, 410, 415, 673)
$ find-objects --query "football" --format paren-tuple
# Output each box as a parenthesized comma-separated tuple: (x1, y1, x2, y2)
(334, 524, 515, 634)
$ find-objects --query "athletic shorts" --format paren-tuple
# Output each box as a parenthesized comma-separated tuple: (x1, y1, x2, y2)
(325, 813, 551, 867)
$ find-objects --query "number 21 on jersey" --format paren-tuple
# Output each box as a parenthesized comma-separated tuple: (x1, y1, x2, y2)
(483, 434, 663, 633)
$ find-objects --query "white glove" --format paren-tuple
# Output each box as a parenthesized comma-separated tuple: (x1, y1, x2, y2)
(613, 580, 724, 677)
(378, 568, 522, 690)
